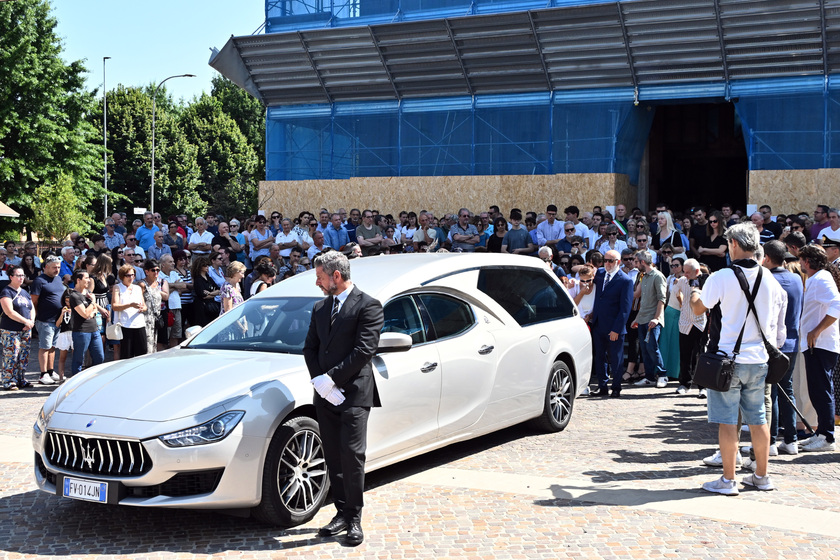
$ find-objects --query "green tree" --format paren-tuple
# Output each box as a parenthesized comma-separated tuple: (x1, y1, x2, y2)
(211, 75, 265, 182)
(180, 94, 259, 219)
(0, 0, 101, 235)
(93, 85, 204, 219)
(30, 173, 95, 242)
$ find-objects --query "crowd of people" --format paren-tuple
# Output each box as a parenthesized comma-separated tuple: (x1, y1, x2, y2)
(2, 202, 838, 488)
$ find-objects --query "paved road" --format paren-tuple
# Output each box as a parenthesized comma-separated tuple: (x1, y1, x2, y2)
(1, 362, 839, 559)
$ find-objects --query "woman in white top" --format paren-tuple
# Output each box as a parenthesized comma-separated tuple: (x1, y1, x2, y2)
(400, 212, 419, 250)
(250, 261, 276, 296)
(111, 263, 147, 360)
(798, 244, 840, 451)
(566, 263, 597, 322)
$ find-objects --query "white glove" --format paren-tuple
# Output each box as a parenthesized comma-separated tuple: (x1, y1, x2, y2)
(311, 374, 335, 399)
(324, 386, 346, 406)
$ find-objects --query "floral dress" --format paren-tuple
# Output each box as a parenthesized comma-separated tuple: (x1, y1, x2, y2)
(142, 280, 162, 354)
(219, 282, 243, 316)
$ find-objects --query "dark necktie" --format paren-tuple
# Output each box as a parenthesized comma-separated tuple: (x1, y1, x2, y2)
(330, 296, 339, 328)
(604, 273, 612, 290)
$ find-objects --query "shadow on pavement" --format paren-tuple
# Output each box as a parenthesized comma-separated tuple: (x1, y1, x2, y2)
(534, 482, 703, 509)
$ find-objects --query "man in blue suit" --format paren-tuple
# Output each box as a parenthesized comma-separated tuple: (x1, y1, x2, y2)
(590, 249, 634, 397)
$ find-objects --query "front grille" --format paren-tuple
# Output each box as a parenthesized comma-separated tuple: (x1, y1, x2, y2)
(130, 469, 224, 498)
(45, 431, 153, 477)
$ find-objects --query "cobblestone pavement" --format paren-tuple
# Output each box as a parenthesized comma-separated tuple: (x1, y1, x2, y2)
(1, 359, 839, 559)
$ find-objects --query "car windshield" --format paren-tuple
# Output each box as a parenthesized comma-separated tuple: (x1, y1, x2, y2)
(186, 297, 320, 354)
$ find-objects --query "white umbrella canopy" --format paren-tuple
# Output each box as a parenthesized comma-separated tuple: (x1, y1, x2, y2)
(0, 201, 20, 218)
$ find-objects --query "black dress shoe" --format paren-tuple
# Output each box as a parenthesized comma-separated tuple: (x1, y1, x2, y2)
(610, 390, 621, 398)
(595, 387, 609, 397)
(345, 522, 364, 546)
(318, 514, 348, 536)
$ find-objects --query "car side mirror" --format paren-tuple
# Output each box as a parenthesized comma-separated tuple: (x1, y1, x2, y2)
(184, 325, 203, 342)
(377, 332, 412, 353)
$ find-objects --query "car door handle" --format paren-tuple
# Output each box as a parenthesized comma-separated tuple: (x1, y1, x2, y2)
(420, 362, 438, 373)
(478, 345, 494, 355)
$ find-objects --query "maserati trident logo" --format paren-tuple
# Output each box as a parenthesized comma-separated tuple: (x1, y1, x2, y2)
(81, 443, 96, 469)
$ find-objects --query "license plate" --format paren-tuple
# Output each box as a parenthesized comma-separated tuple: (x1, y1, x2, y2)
(63, 476, 108, 503)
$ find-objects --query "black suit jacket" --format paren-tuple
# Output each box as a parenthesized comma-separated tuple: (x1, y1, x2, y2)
(303, 285, 384, 410)
(590, 268, 634, 335)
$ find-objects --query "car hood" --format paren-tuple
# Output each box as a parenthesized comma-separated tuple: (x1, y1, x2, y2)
(52, 349, 306, 422)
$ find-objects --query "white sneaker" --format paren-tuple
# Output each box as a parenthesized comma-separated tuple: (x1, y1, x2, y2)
(702, 476, 739, 495)
(38, 374, 55, 385)
(697, 388, 708, 399)
(633, 378, 655, 387)
(50, 372, 60, 382)
(675, 385, 688, 395)
(740, 444, 778, 456)
(656, 376, 668, 388)
(800, 434, 836, 452)
(581, 386, 591, 396)
(741, 456, 757, 472)
(703, 450, 742, 467)
(777, 441, 799, 455)
(742, 473, 776, 491)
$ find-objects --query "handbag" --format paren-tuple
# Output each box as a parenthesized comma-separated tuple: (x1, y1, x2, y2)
(694, 350, 735, 392)
(106, 322, 123, 341)
(693, 273, 756, 392)
(732, 266, 790, 385)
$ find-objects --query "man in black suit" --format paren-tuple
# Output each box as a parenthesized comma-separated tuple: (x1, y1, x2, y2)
(303, 250, 384, 546)
(589, 249, 634, 397)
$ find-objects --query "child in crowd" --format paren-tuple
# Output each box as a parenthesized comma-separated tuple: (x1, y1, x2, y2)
(54, 290, 73, 383)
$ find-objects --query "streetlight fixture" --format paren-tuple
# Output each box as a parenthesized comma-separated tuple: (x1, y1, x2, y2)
(103, 56, 111, 221)
(150, 73, 195, 213)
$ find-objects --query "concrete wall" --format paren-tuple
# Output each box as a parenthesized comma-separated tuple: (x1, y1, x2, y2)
(259, 173, 635, 218)
(748, 169, 840, 215)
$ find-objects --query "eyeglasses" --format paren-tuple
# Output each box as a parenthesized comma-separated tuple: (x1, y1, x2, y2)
(125, 273, 136, 277)
(708, 219, 718, 224)
(580, 280, 593, 285)
(126, 238, 135, 242)
(622, 257, 634, 262)
(670, 263, 681, 268)
(636, 239, 647, 243)
(117, 250, 124, 254)
(571, 242, 581, 247)
(661, 251, 673, 256)
(604, 258, 618, 263)
(791, 225, 802, 230)
(124, 254, 135, 258)
(609, 233, 617, 237)
(547, 212, 557, 216)
(149, 268, 160, 273)
(11, 273, 25, 277)
(564, 228, 575, 232)
(459, 214, 469, 218)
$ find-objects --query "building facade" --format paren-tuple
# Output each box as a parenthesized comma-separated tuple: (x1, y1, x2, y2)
(211, 0, 840, 216)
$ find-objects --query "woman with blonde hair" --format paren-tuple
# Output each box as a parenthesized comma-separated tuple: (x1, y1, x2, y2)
(220, 261, 246, 315)
(653, 211, 685, 258)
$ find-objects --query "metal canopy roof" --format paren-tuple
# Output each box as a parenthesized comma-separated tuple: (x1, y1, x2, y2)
(209, 0, 840, 106)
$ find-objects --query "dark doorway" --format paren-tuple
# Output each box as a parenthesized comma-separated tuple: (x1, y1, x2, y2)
(646, 102, 748, 214)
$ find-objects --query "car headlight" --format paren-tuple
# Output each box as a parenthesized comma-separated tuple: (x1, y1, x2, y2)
(34, 407, 47, 435)
(158, 411, 245, 447)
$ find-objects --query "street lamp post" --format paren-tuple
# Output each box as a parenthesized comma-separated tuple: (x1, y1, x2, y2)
(103, 56, 111, 221)
(151, 73, 195, 213)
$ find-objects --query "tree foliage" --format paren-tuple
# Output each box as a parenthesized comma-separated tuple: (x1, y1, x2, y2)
(91, 85, 204, 219)
(30, 173, 96, 242)
(0, 0, 101, 232)
(179, 94, 259, 220)
(211, 75, 266, 183)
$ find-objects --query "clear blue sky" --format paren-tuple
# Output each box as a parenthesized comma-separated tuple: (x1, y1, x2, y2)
(52, 0, 265, 102)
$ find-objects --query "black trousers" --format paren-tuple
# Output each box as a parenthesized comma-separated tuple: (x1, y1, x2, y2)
(315, 400, 370, 523)
(678, 326, 704, 387)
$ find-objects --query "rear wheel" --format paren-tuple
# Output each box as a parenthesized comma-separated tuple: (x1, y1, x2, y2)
(253, 416, 330, 527)
(530, 359, 574, 432)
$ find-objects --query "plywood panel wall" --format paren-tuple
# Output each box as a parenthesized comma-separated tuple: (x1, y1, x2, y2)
(748, 169, 840, 214)
(259, 174, 636, 218)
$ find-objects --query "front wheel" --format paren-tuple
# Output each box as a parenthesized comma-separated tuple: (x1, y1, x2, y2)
(253, 416, 330, 526)
(530, 359, 575, 432)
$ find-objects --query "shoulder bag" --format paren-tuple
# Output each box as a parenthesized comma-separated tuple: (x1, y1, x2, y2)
(732, 266, 790, 385)
(693, 270, 758, 392)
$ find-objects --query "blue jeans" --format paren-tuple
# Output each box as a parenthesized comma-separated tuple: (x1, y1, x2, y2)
(638, 323, 665, 381)
(70, 332, 104, 377)
(771, 351, 798, 444)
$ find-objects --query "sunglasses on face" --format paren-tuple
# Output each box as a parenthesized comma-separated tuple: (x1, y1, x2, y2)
(708, 219, 718, 224)
(565, 228, 574, 232)
(609, 233, 617, 236)
(572, 243, 581, 247)
(662, 251, 673, 255)
(623, 257, 633, 262)
(604, 258, 618, 263)
(670, 263, 681, 268)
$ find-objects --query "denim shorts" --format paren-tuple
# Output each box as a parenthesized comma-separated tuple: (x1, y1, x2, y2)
(708, 362, 768, 425)
(35, 320, 60, 350)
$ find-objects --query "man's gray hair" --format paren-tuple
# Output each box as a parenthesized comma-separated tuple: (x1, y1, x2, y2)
(538, 246, 553, 259)
(724, 222, 760, 254)
(683, 258, 700, 272)
(635, 250, 652, 265)
(314, 250, 351, 281)
(61, 246, 75, 257)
